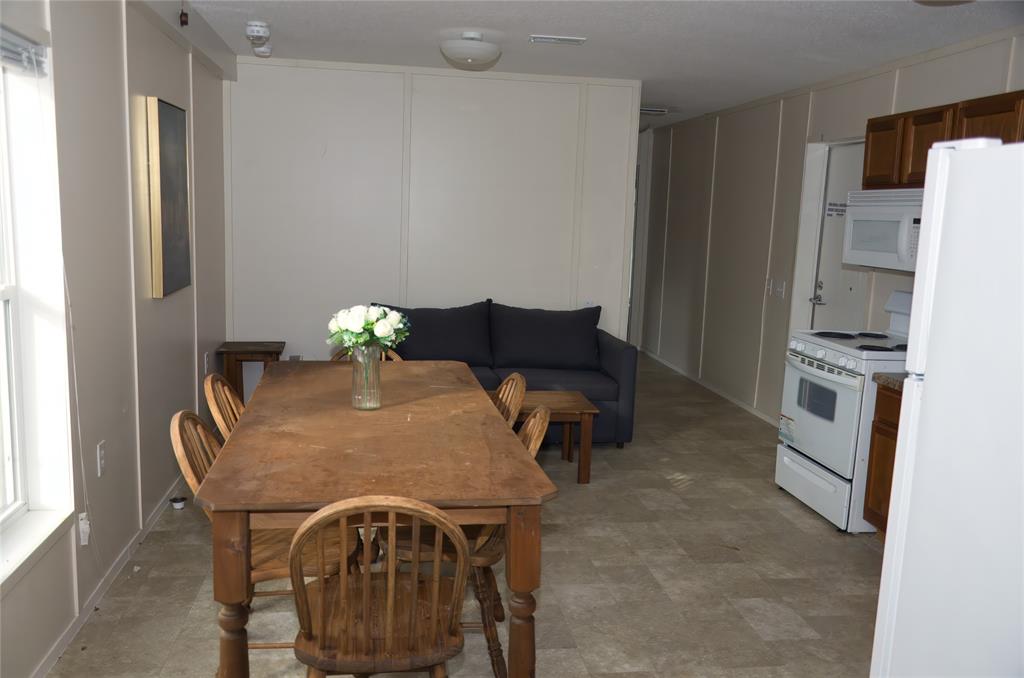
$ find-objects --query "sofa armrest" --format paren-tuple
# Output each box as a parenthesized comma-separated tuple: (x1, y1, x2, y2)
(597, 329, 637, 444)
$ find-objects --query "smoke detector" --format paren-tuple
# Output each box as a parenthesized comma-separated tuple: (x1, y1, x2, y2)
(245, 20, 270, 44)
(252, 43, 272, 58)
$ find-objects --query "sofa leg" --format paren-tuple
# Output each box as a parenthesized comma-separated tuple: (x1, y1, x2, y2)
(616, 442, 624, 449)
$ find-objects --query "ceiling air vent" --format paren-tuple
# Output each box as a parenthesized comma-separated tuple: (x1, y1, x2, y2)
(640, 107, 669, 116)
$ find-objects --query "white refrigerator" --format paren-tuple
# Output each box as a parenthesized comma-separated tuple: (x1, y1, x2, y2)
(871, 138, 1024, 676)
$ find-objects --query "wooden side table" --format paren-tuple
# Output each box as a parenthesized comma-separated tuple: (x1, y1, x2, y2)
(216, 341, 286, 399)
(517, 391, 600, 485)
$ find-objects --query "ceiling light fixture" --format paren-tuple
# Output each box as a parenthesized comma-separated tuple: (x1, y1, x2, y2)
(529, 34, 587, 46)
(253, 43, 272, 58)
(440, 31, 501, 70)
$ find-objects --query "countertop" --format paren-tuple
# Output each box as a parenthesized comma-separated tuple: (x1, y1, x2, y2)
(873, 372, 906, 392)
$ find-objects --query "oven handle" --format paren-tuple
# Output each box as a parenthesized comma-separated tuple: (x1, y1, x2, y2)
(786, 355, 863, 391)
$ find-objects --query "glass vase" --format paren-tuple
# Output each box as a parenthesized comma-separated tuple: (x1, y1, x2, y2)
(350, 344, 382, 410)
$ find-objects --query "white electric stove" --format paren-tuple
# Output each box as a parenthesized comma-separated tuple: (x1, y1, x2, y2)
(775, 292, 911, 532)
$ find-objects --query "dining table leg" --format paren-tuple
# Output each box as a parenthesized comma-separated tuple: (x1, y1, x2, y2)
(212, 511, 251, 677)
(506, 505, 541, 678)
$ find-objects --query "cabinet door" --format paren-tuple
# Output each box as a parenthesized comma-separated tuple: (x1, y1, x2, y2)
(954, 91, 1024, 143)
(863, 114, 904, 188)
(864, 420, 898, 531)
(900, 105, 954, 186)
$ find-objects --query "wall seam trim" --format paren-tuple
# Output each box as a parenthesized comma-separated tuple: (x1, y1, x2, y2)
(753, 101, 785, 410)
(697, 117, 720, 380)
(618, 83, 642, 338)
(400, 72, 413, 305)
(654, 127, 673, 356)
(1006, 37, 1018, 91)
(569, 84, 588, 310)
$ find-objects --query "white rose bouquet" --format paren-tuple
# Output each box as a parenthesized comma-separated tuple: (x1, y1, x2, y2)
(327, 304, 410, 351)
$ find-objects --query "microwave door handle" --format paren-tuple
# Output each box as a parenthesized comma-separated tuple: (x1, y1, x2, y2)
(786, 355, 863, 390)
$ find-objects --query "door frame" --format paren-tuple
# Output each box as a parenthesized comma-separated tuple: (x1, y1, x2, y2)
(788, 139, 864, 334)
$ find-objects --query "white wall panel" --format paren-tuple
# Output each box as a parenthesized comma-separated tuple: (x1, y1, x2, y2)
(894, 39, 1013, 112)
(406, 75, 579, 313)
(230, 63, 405, 358)
(576, 84, 638, 335)
(808, 71, 896, 142)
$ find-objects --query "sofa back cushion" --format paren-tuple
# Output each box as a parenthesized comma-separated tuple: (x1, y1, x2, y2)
(490, 303, 601, 370)
(384, 300, 492, 366)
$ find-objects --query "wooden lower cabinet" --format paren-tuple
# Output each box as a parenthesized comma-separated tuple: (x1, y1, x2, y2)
(864, 384, 902, 532)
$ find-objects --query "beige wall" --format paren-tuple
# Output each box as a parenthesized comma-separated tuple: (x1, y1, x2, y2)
(657, 116, 715, 376)
(126, 4, 197, 521)
(639, 127, 671, 354)
(1, 3, 228, 675)
(642, 26, 1024, 421)
(191, 60, 226, 422)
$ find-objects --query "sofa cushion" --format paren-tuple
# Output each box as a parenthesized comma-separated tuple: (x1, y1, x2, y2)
(490, 303, 601, 370)
(469, 366, 501, 390)
(493, 368, 619, 402)
(382, 300, 492, 366)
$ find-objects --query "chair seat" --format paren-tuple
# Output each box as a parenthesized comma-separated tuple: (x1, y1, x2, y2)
(294, 571, 464, 673)
(251, 528, 357, 583)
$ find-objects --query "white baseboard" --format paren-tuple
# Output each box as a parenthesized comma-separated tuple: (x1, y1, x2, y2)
(31, 476, 183, 678)
(641, 349, 777, 427)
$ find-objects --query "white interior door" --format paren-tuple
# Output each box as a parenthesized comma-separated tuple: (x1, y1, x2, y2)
(811, 142, 869, 329)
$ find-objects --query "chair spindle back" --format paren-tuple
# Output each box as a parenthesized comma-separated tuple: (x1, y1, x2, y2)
(493, 372, 526, 426)
(204, 373, 245, 440)
(290, 496, 469, 660)
(169, 411, 222, 518)
(517, 405, 551, 459)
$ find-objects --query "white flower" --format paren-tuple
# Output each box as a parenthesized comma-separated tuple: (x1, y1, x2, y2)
(344, 306, 367, 332)
(328, 317, 340, 333)
(366, 306, 384, 321)
(373, 318, 394, 338)
(386, 310, 403, 327)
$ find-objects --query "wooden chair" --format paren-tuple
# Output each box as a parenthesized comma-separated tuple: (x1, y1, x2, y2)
(516, 405, 551, 459)
(492, 373, 526, 427)
(169, 411, 357, 650)
(330, 348, 404, 362)
(204, 373, 244, 440)
(384, 407, 551, 678)
(289, 496, 469, 677)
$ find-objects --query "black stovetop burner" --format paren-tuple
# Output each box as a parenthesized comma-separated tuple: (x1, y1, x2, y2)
(814, 331, 855, 339)
(858, 344, 893, 351)
(858, 332, 889, 339)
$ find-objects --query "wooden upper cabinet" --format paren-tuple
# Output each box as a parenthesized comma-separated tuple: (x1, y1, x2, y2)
(863, 114, 904, 188)
(954, 91, 1024, 143)
(862, 89, 1024, 189)
(900, 105, 954, 187)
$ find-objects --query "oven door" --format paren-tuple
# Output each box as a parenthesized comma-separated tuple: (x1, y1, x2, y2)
(779, 353, 864, 478)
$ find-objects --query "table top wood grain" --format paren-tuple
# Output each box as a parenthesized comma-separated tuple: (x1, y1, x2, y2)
(195, 361, 558, 513)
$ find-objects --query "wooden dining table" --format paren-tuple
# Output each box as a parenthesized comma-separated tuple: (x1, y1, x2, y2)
(194, 360, 558, 677)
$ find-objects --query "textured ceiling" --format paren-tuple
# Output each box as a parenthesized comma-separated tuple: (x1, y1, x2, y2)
(192, 1, 1024, 122)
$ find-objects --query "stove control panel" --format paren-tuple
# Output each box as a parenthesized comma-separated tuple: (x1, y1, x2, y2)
(788, 338, 865, 374)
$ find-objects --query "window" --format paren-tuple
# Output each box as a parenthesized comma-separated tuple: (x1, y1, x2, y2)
(0, 22, 72, 552)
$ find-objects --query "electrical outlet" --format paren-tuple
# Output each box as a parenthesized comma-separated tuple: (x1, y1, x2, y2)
(203, 352, 211, 374)
(96, 440, 106, 477)
(78, 512, 91, 546)
(288, 354, 302, 361)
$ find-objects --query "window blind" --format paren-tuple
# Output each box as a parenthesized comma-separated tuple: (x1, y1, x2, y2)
(0, 26, 47, 76)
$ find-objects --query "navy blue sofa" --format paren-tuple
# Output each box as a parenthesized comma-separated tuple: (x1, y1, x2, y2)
(384, 300, 637, 446)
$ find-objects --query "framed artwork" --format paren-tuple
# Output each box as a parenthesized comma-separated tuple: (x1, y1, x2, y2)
(146, 96, 190, 298)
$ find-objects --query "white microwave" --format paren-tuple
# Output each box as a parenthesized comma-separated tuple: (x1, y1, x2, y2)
(843, 189, 923, 272)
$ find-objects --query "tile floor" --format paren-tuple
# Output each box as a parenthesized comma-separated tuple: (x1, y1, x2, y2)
(50, 356, 883, 677)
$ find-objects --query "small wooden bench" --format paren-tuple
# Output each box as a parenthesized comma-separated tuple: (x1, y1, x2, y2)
(516, 391, 600, 485)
